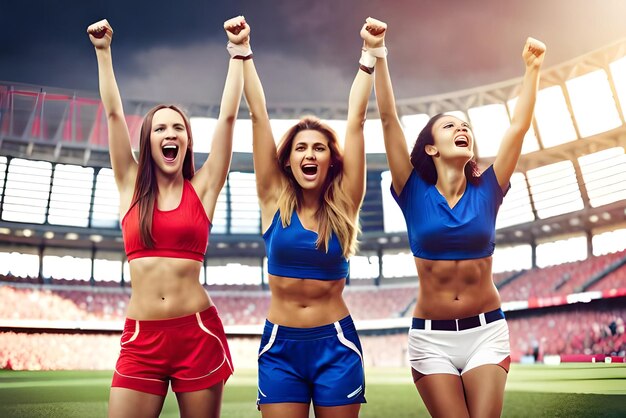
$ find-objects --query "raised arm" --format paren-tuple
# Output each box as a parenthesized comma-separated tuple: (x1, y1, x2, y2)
(372, 24, 414, 196)
(241, 22, 282, 225)
(87, 19, 136, 209)
(493, 37, 546, 189)
(192, 16, 245, 219)
(341, 18, 381, 212)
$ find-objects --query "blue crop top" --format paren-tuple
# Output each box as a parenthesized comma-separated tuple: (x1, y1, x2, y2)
(262, 210, 349, 280)
(391, 165, 509, 260)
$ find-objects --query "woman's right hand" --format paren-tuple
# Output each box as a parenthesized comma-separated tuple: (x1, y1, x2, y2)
(87, 19, 113, 49)
(522, 37, 546, 69)
(224, 15, 250, 46)
(361, 17, 386, 49)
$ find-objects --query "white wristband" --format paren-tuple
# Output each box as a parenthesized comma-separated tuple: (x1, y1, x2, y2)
(368, 46, 388, 59)
(359, 49, 376, 68)
(227, 42, 252, 58)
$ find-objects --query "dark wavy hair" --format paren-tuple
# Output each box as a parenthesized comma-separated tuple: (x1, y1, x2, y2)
(409, 113, 480, 185)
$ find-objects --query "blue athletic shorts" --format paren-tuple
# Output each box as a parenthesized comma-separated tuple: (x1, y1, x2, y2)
(257, 315, 366, 407)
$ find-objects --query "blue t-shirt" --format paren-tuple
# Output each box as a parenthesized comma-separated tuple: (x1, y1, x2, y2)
(391, 165, 508, 260)
(263, 210, 349, 280)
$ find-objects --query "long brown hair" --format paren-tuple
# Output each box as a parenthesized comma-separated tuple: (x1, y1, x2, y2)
(276, 116, 359, 258)
(131, 104, 195, 247)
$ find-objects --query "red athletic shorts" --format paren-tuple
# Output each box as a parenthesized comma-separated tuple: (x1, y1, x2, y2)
(112, 306, 233, 396)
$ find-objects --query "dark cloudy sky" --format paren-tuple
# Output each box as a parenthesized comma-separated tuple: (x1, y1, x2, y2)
(2, 0, 626, 107)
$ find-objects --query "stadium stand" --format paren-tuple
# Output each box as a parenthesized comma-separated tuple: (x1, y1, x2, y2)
(2, 39, 626, 370)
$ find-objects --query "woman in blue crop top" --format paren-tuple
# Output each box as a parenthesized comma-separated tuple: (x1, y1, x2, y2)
(372, 19, 546, 418)
(242, 18, 386, 418)
(88, 16, 246, 418)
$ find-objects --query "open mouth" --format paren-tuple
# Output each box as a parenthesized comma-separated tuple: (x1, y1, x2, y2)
(454, 135, 469, 148)
(162, 144, 179, 162)
(302, 164, 318, 176)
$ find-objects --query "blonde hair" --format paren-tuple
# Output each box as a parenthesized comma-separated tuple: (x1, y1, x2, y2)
(276, 116, 359, 258)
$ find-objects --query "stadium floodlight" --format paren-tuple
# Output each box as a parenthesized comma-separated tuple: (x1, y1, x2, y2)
(592, 228, 626, 256)
(325, 120, 348, 147)
(380, 170, 407, 234)
(507, 97, 540, 154)
(526, 160, 584, 219)
(609, 56, 626, 119)
(2, 158, 52, 224)
(189, 117, 217, 153)
(269, 119, 300, 144)
(232, 119, 253, 153)
(536, 235, 587, 268)
(533, 86, 578, 148)
(92, 169, 119, 228)
(211, 186, 228, 234)
(493, 244, 532, 273)
(382, 251, 415, 278)
(363, 119, 385, 153)
(0, 252, 39, 277)
(347, 255, 379, 279)
(468, 103, 511, 158)
(94, 258, 123, 283)
(206, 263, 263, 285)
(566, 69, 621, 137)
(123, 261, 131, 282)
(89, 234, 103, 243)
(578, 147, 626, 208)
(228, 171, 261, 235)
(400, 113, 430, 149)
(48, 164, 94, 228)
(496, 172, 535, 229)
(43, 253, 90, 280)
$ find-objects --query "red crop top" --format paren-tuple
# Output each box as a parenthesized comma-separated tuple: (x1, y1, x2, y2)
(122, 180, 210, 262)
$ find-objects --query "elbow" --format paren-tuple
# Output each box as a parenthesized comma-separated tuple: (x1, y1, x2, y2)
(220, 114, 237, 126)
(349, 114, 367, 130)
(378, 107, 398, 125)
(379, 112, 398, 128)
(106, 110, 124, 123)
(248, 109, 268, 125)
(509, 119, 532, 136)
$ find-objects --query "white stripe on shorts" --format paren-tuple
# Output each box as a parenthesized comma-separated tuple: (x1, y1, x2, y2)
(334, 321, 363, 366)
(258, 323, 278, 358)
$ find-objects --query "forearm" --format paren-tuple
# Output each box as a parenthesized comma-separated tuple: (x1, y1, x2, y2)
(374, 57, 401, 125)
(347, 69, 374, 129)
(217, 58, 244, 123)
(243, 59, 270, 125)
(510, 66, 540, 132)
(95, 48, 124, 119)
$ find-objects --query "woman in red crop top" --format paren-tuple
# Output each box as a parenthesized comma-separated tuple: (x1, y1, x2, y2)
(88, 16, 246, 418)
(241, 18, 385, 418)
(372, 19, 546, 418)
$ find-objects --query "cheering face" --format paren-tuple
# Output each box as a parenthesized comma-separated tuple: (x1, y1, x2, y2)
(428, 115, 475, 163)
(149, 108, 190, 177)
(287, 129, 332, 193)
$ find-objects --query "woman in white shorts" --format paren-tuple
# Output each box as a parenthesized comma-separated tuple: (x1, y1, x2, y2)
(370, 17, 546, 417)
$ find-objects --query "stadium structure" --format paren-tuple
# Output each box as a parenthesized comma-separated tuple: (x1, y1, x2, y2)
(0, 38, 625, 377)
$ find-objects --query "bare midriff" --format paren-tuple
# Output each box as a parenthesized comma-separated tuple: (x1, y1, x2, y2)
(126, 257, 212, 320)
(413, 256, 501, 320)
(267, 275, 350, 327)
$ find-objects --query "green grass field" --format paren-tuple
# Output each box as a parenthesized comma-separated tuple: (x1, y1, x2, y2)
(0, 364, 624, 417)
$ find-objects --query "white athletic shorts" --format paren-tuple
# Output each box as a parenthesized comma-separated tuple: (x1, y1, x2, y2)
(408, 309, 511, 376)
